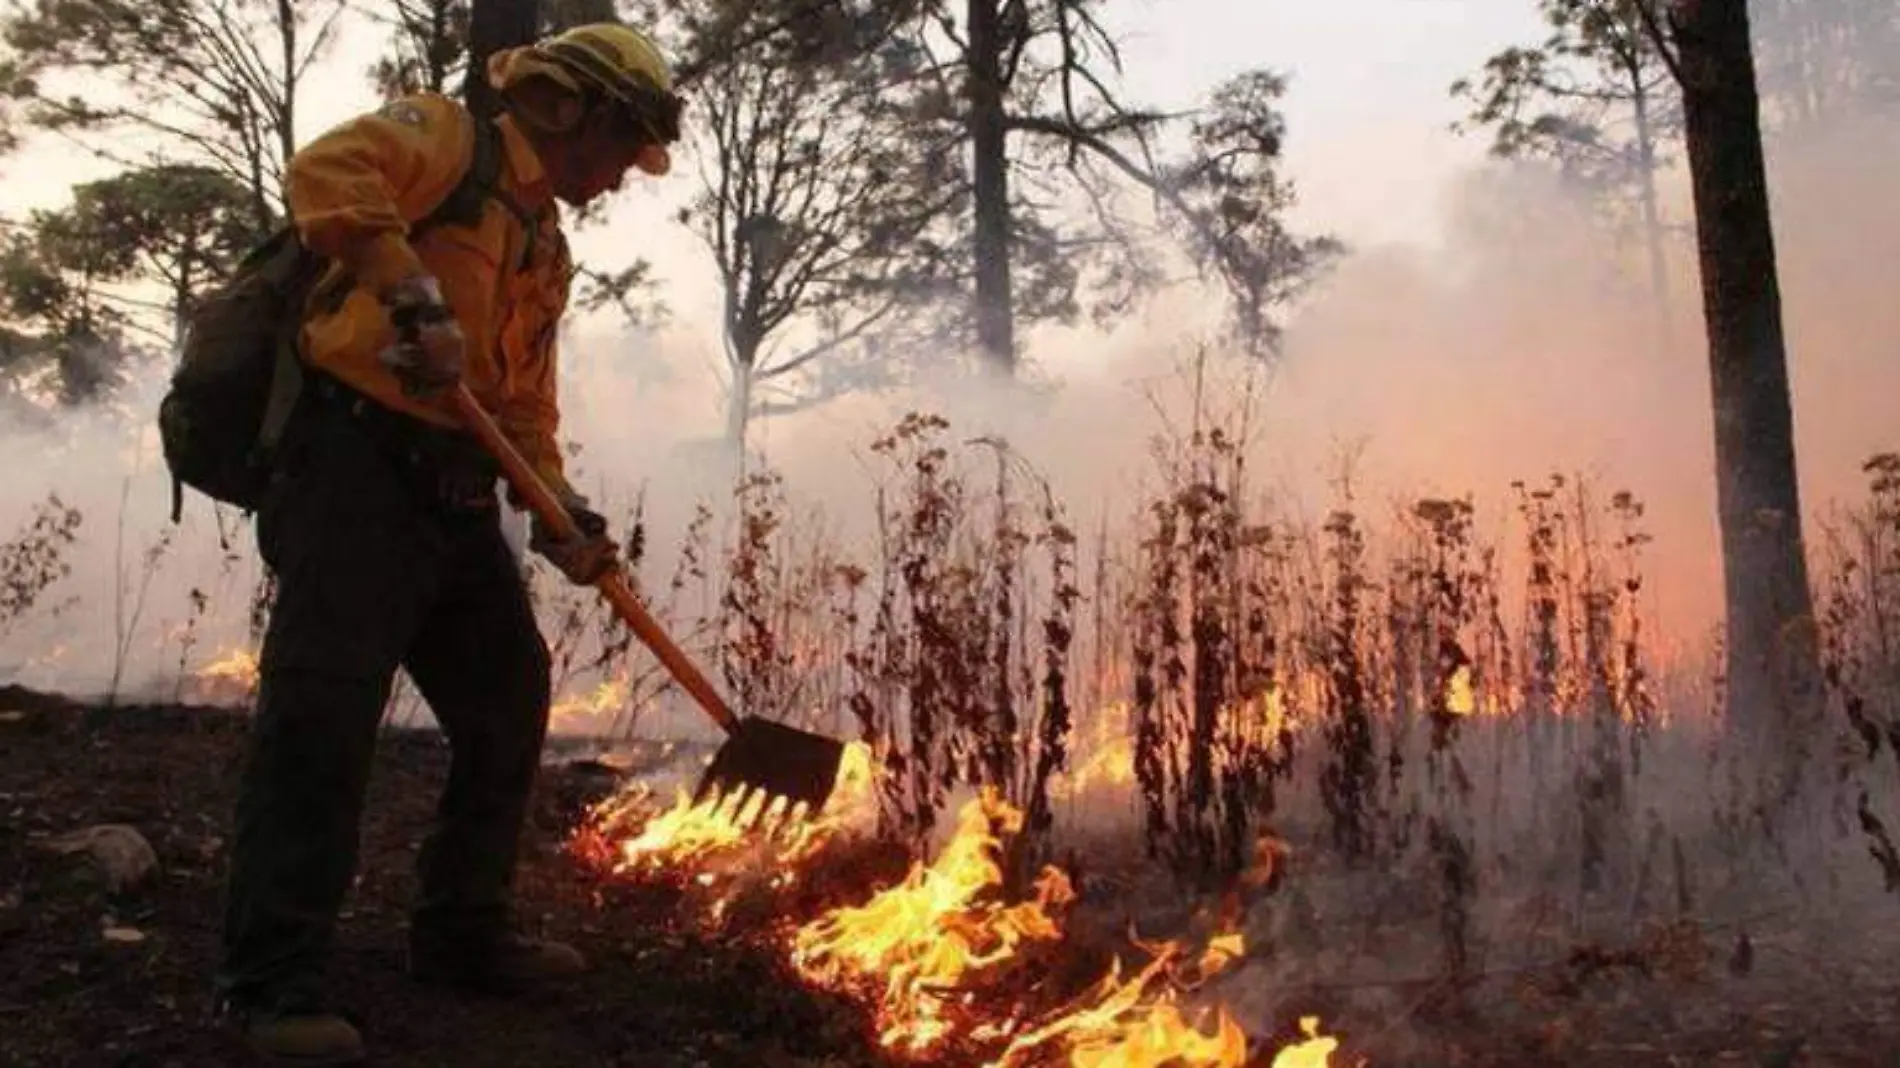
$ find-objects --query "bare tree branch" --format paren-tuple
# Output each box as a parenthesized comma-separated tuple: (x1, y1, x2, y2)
(1633, 0, 1686, 86)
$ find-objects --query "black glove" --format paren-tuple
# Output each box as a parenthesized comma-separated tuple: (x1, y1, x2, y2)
(530, 496, 619, 585)
(377, 274, 465, 398)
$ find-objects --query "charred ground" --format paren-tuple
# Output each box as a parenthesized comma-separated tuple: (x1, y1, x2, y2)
(0, 686, 886, 1068)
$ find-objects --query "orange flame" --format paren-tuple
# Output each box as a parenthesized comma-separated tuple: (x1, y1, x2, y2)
(191, 646, 260, 700)
(585, 739, 876, 901)
(550, 677, 630, 735)
(1051, 703, 1136, 801)
(609, 785, 801, 871)
(1271, 1017, 1340, 1067)
(988, 932, 1251, 1068)
(580, 742, 1356, 1066)
(1445, 665, 1477, 717)
(1055, 734, 1137, 798)
(791, 788, 1075, 1052)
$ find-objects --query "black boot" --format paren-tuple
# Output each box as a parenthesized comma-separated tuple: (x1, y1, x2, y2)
(408, 927, 588, 995)
(223, 988, 366, 1065)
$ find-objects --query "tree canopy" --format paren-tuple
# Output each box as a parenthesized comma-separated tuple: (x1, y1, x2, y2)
(0, 0, 1339, 417)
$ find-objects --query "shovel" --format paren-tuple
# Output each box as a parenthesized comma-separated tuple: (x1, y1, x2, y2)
(447, 384, 848, 815)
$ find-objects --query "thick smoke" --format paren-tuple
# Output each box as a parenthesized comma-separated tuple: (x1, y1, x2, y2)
(2, 75, 1897, 726)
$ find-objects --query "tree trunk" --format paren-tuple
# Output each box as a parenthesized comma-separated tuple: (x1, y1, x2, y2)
(430, 0, 455, 94)
(465, 0, 541, 120)
(966, 0, 1015, 375)
(276, 0, 298, 169)
(1631, 70, 1671, 333)
(1672, 0, 1820, 784)
(172, 266, 192, 352)
(248, 146, 274, 234)
(725, 359, 753, 445)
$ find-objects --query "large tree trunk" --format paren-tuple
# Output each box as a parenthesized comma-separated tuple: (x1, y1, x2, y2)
(465, 0, 541, 120)
(966, 0, 1016, 375)
(1672, 0, 1820, 786)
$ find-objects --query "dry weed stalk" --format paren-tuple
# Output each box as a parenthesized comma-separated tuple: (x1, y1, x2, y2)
(716, 467, 864, 736)
(171, 586, 210, 704)
(532, 492, 668, 736)
(1314, 486, 1383, 866)
(1129, 358, 1292, 889)
(1, 493, 82, 632)
(1817, 453, 1900, 893)
(106, 477, 173, 708)
(845, 413, 1079, 871)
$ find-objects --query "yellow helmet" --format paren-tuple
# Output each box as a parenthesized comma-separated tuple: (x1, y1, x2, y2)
(538, 23, 675, 100)
(489, 22, 683, 174)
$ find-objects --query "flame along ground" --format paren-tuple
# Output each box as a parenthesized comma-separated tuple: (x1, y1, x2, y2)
(182, 654, 1489, 736)
(988, 935, 1339, 1068)
(579, 745, 1348, 1066)
(790, 788, 1077, 1053)
(190, 646, 261, 700)
(174, 651, 1347, 1063)
(623, 741, 876, 863)
(1045, 670, 1485, 807)
(548, 676, 634, 735)
(574, 737, 883, 923)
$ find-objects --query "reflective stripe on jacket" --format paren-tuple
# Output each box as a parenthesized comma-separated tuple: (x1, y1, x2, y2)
(285, 92, 576, 500)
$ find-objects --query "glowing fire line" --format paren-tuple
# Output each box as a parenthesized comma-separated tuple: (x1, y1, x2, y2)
(189, 646, 260, 701)
(987, 937, 1250, 1068)
(583, 743, 1348, 1066)
(577, 739, 877, 911)
(791, 788, 1075, 1053)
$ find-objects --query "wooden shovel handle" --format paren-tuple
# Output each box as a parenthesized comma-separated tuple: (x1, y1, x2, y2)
(448, 384, 741, 736)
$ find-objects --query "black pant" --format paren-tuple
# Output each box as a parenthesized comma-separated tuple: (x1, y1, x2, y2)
(216, 389, 552, 1009)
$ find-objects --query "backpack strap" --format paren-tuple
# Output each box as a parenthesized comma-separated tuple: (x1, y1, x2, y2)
(413, 112, 505, 238)
(426, 112, 539, 272)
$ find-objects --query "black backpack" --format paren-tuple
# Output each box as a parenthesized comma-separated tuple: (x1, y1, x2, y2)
(158, 111, 513, 523)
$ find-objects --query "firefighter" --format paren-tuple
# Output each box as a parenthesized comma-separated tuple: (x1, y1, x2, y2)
(213, 23, 683, 1064)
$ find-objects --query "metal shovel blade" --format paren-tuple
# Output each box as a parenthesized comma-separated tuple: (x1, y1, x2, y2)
(694, 716, 847, 814)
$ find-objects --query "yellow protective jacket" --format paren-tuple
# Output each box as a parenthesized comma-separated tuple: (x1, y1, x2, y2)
(284, 92, 577, 501)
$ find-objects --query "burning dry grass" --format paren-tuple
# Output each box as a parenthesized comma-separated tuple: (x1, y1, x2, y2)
(579, 764, 1343, 1066)
(547, 676, 633, 736)
(1051, 713, 1137, 802)
(791, 788, 1075, 1053)
(16, 362, 1900, 1063)
(572, 740, 879, 907)
(538, 384, 1900, 1062)
(985, 927, 1252, 1068)
(188, 644, 259, 702)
